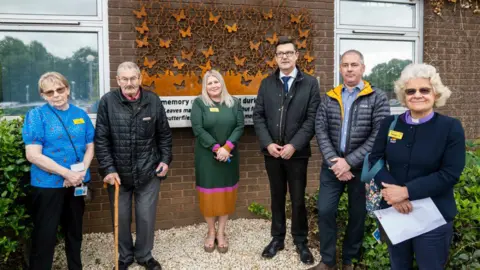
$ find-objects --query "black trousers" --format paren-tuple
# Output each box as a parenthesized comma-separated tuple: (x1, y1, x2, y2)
(29, 187, 85, 270)
(264, 156, 309, 244)
(317, 166, 366, 266)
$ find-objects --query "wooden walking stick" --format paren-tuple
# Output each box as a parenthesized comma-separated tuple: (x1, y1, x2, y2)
(103, 180, 119, 270)
(114, 180, 119, 270)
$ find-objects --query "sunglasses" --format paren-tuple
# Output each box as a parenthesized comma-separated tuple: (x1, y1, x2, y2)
(405, 87, 432, 96)
(42, 86, 67, 97)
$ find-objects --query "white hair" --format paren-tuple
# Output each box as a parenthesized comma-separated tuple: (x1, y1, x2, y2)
(200, 70, 234, 108)
(117, 61, 141, 76)
(394, 63, 452, 107)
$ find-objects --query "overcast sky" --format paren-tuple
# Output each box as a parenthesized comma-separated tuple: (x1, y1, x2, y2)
(340, 39, 413, 75)
(0, 32, 98, 59)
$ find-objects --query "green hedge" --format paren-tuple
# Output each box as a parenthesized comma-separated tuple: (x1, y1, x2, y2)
(0, 117, 32, 262)
(249, 140, 480, 269)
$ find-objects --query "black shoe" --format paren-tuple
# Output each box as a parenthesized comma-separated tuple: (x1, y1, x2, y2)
(296, 242, 314, 265)
(261, 239, 285, 258)
(113, 261, 133, 270)
(138, 258, 162, 270)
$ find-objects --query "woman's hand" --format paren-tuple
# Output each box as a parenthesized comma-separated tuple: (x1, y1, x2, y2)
(382, 183, 409, 204)
(392, 200, 413, 214)
(63, 170, 85, 187)
(216, 147, 231, 162)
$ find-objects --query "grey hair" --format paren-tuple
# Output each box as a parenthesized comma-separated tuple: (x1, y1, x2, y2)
(117, 61, 141, 76)
(341, 49, 364, 64)
(200, 70, 234, 108)
(394, 63, 451, 107)
(38, 72, 69, 94)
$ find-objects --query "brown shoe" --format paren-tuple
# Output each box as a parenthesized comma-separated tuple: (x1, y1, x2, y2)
(308, 262, 337, 270)
(342, 265, 354, 270)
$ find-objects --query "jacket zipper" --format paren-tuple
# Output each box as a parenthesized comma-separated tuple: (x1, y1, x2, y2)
(344, 103, 357, 154)
(279, 80, 293, 143)
(279, 105, 284, 142)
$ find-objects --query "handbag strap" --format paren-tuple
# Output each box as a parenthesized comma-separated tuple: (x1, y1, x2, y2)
(361, 115, 399, 183)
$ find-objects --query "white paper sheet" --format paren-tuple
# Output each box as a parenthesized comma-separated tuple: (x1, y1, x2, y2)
(373, 198, 446, 245)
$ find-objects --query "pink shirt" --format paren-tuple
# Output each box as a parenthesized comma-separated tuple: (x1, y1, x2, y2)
(121, 89, 141, 101)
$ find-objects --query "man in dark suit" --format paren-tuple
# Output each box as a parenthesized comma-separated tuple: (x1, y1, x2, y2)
(253, 37, 321, 265)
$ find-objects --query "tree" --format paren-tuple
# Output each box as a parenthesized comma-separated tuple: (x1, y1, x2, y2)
(0, 36, 98, 109)
(364, 59, 412, 100)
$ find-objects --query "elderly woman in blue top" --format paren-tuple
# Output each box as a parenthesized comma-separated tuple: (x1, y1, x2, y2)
(369, 63, 466, 270)
(22, 72, 95, 270)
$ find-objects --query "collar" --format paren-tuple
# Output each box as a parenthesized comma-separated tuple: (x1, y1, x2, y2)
(121, 88, 141, 101)
(279, 67, 298, 81)
(342, 81, 364, 93)
(405, 110, 435, 125)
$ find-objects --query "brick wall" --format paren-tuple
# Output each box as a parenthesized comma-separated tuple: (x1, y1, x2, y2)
(423, 2, 480, 139)
(83, 0, 334, 233)
(83, 0, 480, 233)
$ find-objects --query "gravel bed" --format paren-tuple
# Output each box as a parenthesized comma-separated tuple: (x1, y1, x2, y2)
(53, 218, 321, 269)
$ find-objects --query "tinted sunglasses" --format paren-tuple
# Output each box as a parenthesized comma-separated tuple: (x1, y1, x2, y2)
(42, 86, 67, 97)
(405, 87, 432, 96)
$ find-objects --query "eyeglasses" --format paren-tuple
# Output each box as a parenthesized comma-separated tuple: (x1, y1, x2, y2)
(405, 87, 432, 96)
(119, 76, 139, 84)
(275, 51, 296, 58)
(42, 86, 67, 97)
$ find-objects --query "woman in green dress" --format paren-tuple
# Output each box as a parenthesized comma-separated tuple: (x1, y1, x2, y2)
(191, 70, 244, 253)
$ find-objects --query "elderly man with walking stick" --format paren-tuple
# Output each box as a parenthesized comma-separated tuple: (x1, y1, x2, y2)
(95, 61, 173, 270)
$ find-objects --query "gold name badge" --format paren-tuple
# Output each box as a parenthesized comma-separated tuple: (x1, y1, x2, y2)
(388, 130, 403, 140)
(73, 118, 85, 124)
(209, 107, 219, 112)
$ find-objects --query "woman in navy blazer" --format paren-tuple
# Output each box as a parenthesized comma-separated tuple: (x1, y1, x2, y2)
(369, 63, 466, 270)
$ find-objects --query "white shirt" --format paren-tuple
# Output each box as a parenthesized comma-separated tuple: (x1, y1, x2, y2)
(279, 68, 298, 92)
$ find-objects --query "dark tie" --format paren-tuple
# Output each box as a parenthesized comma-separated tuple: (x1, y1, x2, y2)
(281, 76, 291, 94)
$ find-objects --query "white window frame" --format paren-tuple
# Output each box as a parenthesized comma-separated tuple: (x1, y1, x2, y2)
(0, 0, 109, 120)
(334, 0, 424, 115)
(0, 0, 103, 21)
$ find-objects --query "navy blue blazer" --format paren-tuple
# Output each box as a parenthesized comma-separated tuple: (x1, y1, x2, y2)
(369, 112, 466, 222)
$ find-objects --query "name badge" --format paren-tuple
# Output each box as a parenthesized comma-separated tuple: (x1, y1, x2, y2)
(73, 118, 85, 124)
(74, 185, 88, 196)
(388, 130, 403, 140)
(70, 162, 85, 172)
(142, 117, 151, 121)
(209, 107, 219, 112)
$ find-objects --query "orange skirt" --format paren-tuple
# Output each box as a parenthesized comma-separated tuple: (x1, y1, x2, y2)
(197, 183, 238, 217)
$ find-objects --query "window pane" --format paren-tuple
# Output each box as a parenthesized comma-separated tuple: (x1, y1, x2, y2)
(0, 0, 97, 16)
(340, 1, 415, 28)
(339, 39, 414, 107)
(0, 31, 99, 115)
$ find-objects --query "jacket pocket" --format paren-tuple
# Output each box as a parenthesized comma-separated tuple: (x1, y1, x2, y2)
(139, 116, 155, 138)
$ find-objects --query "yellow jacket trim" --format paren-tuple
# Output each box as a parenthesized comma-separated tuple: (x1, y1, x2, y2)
(326, 80, 374, 119)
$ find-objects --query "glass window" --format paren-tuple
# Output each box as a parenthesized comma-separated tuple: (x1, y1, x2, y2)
(0, 0, 98, 16)
(339, 39, 414, 107)
(335, 0, 423, 112)
(0, 31, 99, 115)
(339, 1, 415, 28)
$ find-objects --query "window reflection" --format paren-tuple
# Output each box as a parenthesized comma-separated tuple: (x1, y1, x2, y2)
(340, 1, 415, 28)
(0, 31, 99, 115)
(0, 0, 97, 16)
(340, 39, 414, 106)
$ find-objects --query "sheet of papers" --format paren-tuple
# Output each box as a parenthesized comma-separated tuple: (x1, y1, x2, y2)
(373, 197, 446, 245)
